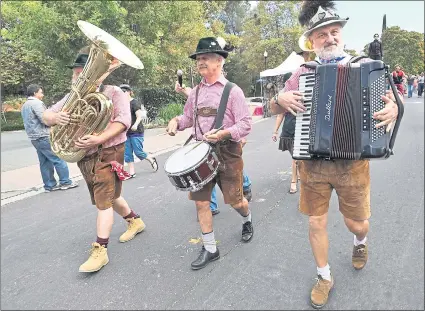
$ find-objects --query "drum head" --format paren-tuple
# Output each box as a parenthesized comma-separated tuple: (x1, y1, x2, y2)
(164, 142, 211, 174)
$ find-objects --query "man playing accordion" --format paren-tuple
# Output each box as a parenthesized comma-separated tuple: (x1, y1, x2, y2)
(272, 1, 402, 308)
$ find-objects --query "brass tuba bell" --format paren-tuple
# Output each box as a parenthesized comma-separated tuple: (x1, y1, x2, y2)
(50, 20, 143, 163)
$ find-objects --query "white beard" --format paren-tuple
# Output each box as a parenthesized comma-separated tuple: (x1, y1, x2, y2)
(315, 44, 346, 60)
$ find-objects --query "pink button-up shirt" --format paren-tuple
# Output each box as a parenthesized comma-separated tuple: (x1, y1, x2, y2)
(49, 85, 131, 155)
(177, 75, 252, 141)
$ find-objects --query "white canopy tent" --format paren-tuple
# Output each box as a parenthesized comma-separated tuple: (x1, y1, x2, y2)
(260, 52, 305, 78)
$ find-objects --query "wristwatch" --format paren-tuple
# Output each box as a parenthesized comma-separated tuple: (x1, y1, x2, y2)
(273, 94, 279, 104)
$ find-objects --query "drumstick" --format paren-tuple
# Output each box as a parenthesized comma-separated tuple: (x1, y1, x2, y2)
(184, 125, 224, 154)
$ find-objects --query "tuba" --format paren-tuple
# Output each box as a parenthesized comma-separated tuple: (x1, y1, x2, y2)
(50, 20, 143, 163)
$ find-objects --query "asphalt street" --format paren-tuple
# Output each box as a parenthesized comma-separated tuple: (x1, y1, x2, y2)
(1, 97, 424, 310)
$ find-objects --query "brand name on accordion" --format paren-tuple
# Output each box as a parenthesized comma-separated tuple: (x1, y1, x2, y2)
(325, 95, 332, 121)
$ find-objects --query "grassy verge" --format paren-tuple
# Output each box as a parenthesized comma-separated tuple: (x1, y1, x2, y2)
(1, 111, 25, 131)
(153, 103, 184, 126)
(0, 103, 184, 132)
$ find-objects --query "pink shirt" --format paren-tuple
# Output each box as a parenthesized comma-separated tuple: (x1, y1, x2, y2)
(49, 85, 131, 155)
(177, 75, 252, 141)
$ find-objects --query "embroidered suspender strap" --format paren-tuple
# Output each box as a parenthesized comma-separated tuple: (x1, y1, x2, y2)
(183, 85, 201, 146)
(214, 82, 235, 130)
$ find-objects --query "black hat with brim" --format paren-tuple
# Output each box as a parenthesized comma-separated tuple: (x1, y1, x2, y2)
(66, 53, 89, 69)
(189, 37, 229, 60)
(120, 84, 132, 91)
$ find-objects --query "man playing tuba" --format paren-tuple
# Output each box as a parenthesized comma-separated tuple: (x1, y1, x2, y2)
(42, 46, 146, 273)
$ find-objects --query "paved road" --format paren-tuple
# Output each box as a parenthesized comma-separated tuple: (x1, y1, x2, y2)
(1, 97, 423, 310)
(0, 127, 167, 172)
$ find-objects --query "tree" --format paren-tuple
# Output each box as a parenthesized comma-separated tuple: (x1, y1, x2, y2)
(381, 26, 424, 74)
(237, 0, 303, 95)
(344, 48, 358, 57)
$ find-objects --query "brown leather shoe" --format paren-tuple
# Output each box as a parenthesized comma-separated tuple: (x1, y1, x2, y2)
(352, 244, 368, 270)
(310, 274, 334, 309)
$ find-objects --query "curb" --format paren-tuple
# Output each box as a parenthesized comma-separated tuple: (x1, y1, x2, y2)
(1, 116, 270, 207)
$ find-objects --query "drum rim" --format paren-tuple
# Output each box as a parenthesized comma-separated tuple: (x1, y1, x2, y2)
(166, 150, 218, 176)
(172, 167, 219, 192)
(164, 142, 213, 175)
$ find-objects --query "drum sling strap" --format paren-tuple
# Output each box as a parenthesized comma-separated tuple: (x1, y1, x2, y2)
(183, 81, 235, 146)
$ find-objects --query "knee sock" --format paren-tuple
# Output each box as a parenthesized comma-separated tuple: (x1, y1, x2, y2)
(317, 263, 331, 281)
(242, 211, 252, 224)
(124, 210, 140, 220)
(202, 231, 217, 253)
(96, 236, 109, 248)
(354, 235, 367, 246)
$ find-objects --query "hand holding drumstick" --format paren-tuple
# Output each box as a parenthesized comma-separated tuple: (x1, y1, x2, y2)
(166, 117, 179, 136)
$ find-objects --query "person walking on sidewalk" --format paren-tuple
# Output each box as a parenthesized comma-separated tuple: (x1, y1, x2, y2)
(418, 72, 424, 97)
(21, 84, 78, 193)
(174, 81, 253, 216)
(273, 1, 402, 308)
(167, 37, 253, 270)
(392, 65, 407, 97)
(119, 84, 158, 177)
(42, 47, 146, 273)
(407, 74, 415, 98)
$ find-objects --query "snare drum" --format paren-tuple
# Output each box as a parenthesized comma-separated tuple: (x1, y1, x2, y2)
(164, 142, 220, 192)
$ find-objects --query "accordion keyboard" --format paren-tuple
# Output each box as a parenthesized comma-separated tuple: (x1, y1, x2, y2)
(293, 73, 315, 159)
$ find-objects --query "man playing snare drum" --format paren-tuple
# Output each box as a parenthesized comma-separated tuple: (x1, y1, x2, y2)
(167, 37, 253, 270)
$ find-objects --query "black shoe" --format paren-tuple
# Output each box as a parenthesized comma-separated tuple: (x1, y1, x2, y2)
(211, 209, 220, 216)
(243, 189, 252, 202)
(191, 246, 220, 270)
(241, 221, 253, 243)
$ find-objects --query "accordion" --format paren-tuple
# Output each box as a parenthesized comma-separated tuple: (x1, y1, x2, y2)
(293, 60, 403, 160)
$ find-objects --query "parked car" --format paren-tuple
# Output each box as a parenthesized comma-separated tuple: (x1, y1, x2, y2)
(245, 97, 270, 118)
(245, 97, 264, 116)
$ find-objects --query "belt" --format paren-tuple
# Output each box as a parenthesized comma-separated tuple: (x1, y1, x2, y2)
(196, 107, 217, 117)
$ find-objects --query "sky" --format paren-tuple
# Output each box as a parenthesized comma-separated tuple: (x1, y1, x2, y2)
(250, 1, 424, 53)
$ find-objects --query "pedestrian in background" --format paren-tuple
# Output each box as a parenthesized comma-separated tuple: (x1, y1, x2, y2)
(21, 84, 78, 192)
(417, 72, 424, 97)
(120, 84, 158, 177)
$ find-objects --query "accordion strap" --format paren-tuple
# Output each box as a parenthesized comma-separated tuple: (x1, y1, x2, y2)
(301, 60, 320, 70)
(348, 56, 369, 64)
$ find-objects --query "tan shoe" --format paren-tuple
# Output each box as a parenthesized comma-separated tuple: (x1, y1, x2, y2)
(352, 244, 368, 270)
(119, 217, 146, 243)
(79, 243, 109, 273)
(310, 274, 334, 309)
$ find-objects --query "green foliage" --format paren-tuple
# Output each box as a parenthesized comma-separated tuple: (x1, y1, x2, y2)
(9, 0, 419, 119)
(138, 88, 185, 121)
(344, 48, 358, 57)
(0, 112, 25, 132)
(240, 1, 303, 75)
(156, 103, 184, 125)
(381, 26, 424, 74)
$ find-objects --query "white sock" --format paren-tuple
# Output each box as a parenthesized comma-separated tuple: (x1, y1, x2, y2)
(354, 235, 367, 246)
(242, 211, 252, 224)
(202, 231, 217, 253)
(317, 263, 332, 281)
